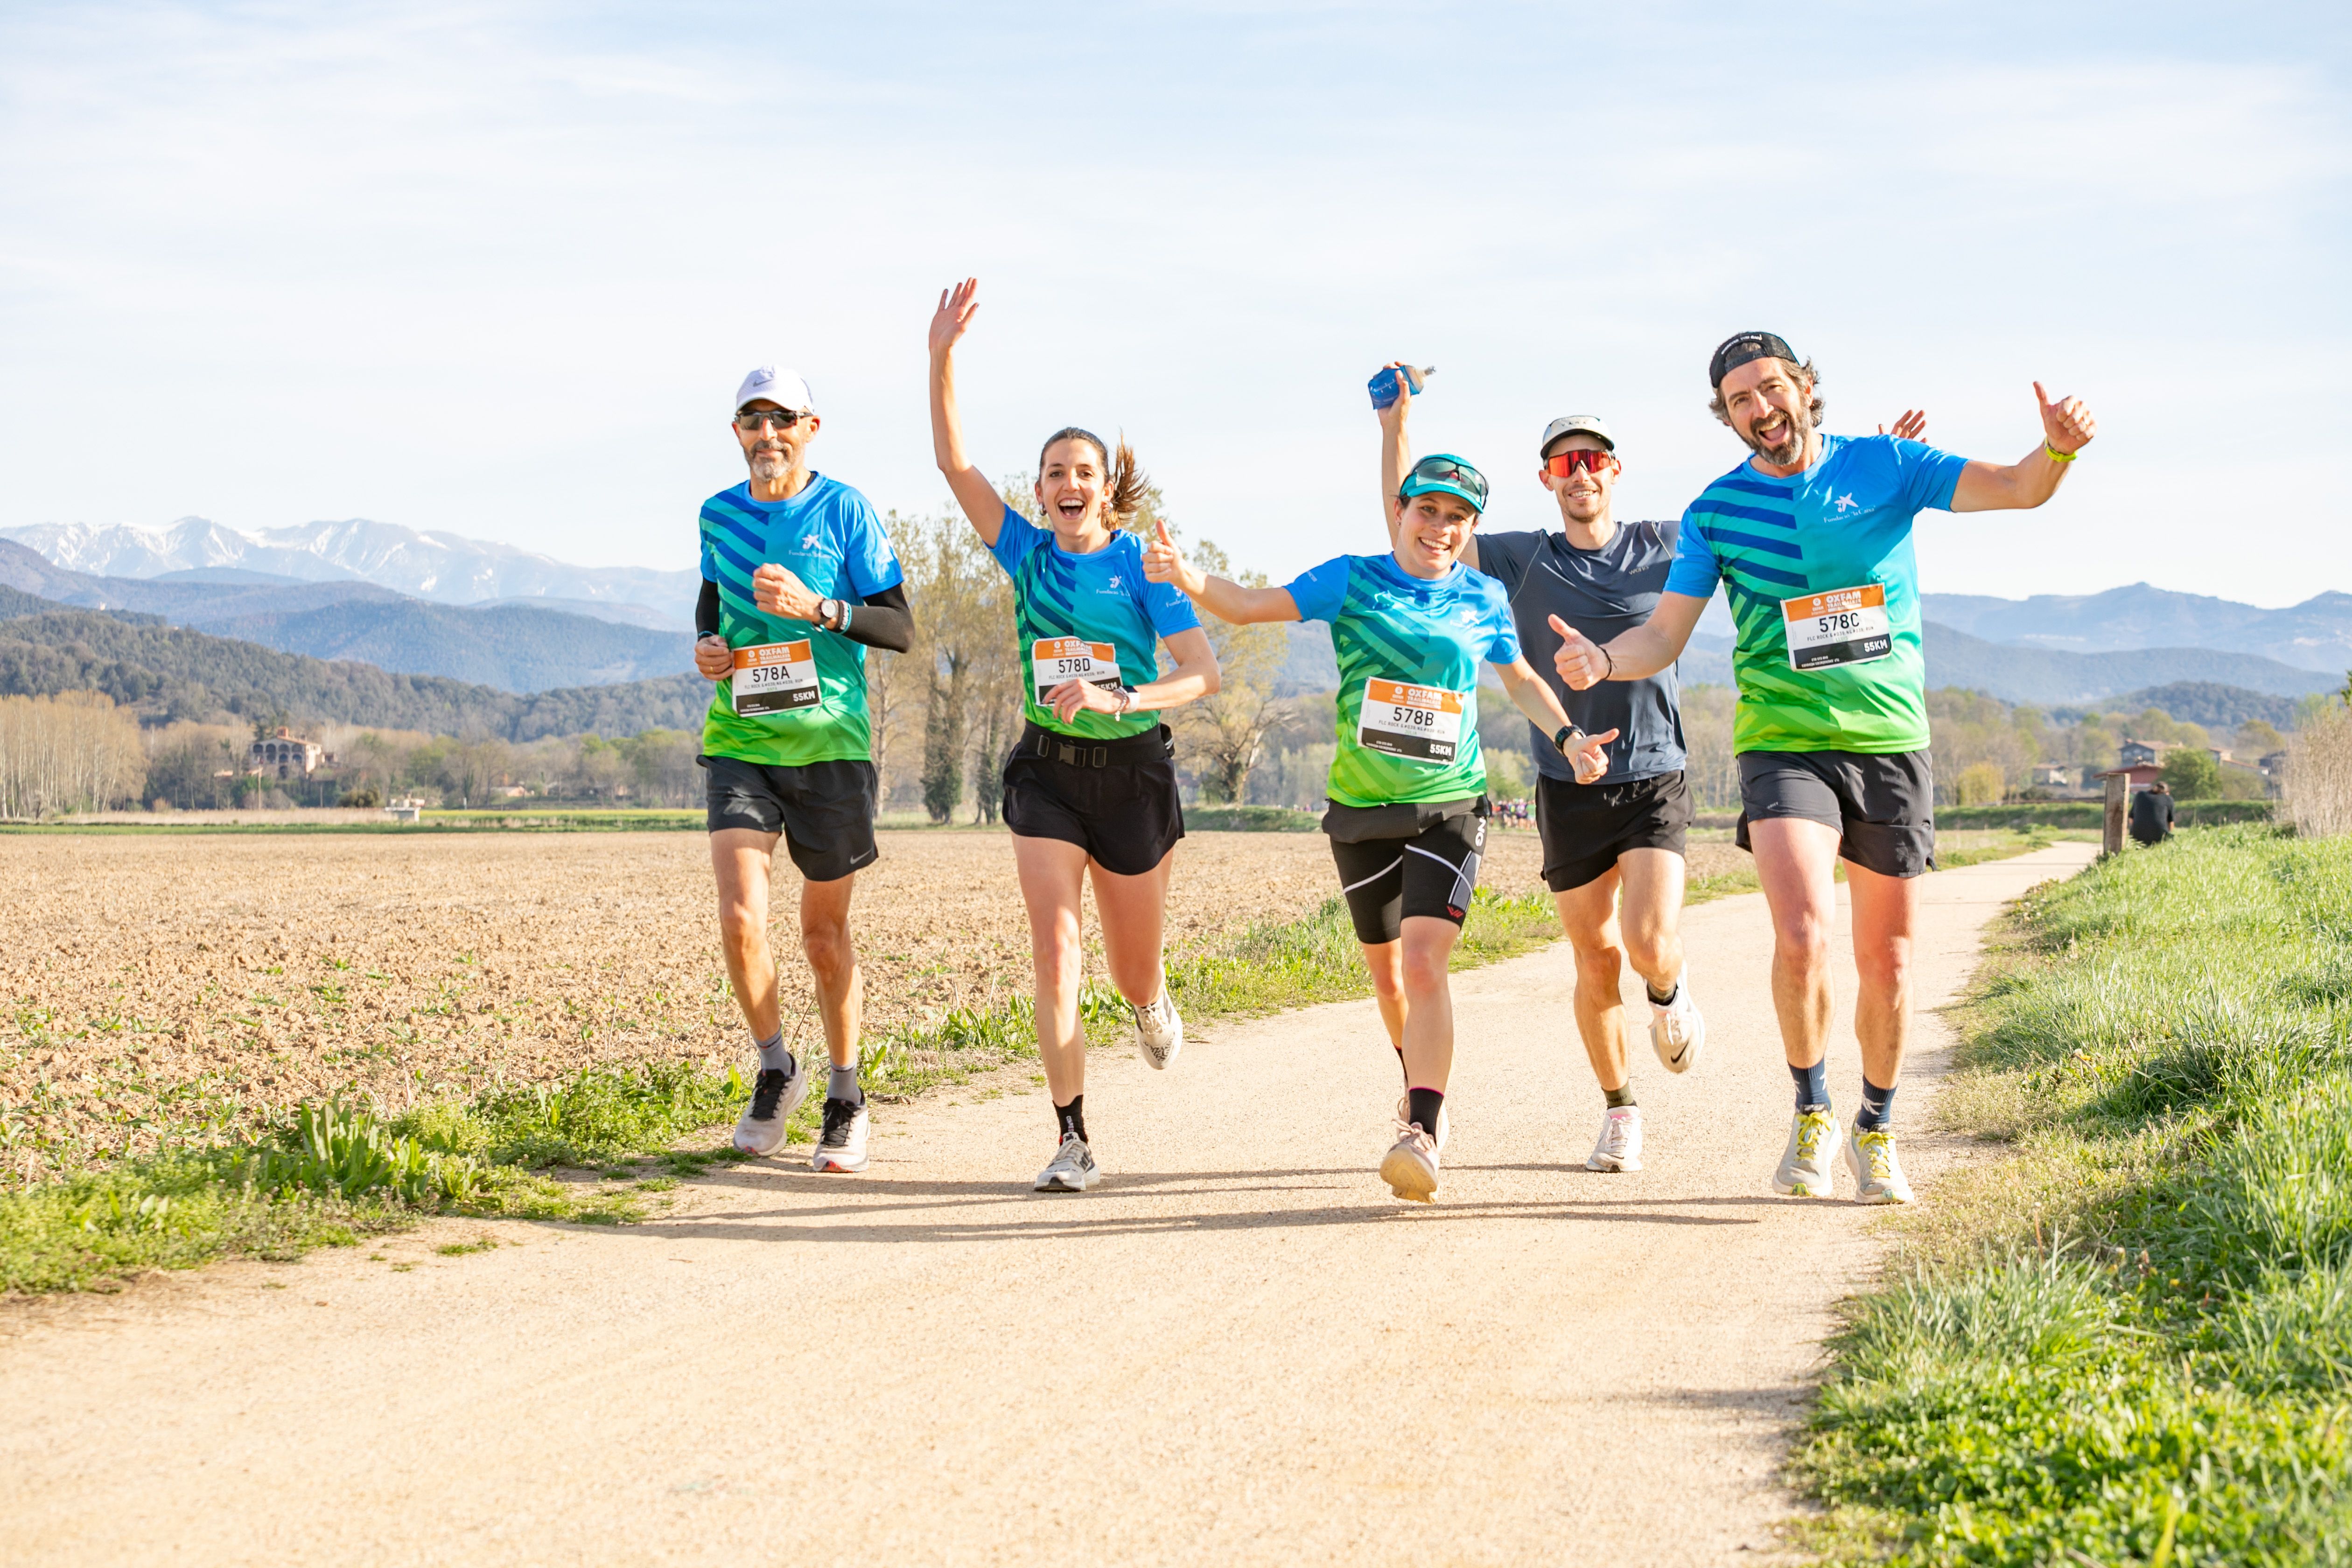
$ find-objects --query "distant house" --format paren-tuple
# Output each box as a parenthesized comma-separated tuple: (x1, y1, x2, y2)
(247, 727, 330, 781)
(2260, 750, 2289, 778)
(2117, 740, 2175, 770)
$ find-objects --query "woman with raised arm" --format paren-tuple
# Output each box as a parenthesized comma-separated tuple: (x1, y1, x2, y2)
(927, 277, 1221, 1195)
(1146, 443, 1613, 1204)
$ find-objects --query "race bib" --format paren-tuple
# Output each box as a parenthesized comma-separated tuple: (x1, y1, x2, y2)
(1781, 584, 1892, 672)
(731, 640, 820, 717)
(1357, 679, 1466, 764)
(1031, 637, 1122, 704)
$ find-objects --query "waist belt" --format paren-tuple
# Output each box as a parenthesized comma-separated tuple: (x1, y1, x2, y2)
(1022, 722, 1173, 770)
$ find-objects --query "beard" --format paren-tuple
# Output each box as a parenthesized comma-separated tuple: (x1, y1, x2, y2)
(747, 441, 791, 482)
(1739, 400, 1812, 466)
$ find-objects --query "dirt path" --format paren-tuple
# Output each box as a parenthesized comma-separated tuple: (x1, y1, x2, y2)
(0, 844, 2093, 1566)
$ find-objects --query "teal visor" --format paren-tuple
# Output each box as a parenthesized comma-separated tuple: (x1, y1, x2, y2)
(1398, 453, 1488, 513)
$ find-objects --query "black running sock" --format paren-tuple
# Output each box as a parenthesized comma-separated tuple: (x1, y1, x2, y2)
(1645, 979, 1680, 1006)
(756, 1032, 793, 1077)
(1393, 1046, 1410, 1087)
(1790, 1059, 1829, 1113)
(1855, 1076, 1896, 1132)
(1406, 1086, 1445, 1135)
(1055, 1096, 1087, 1144)
(827, 1061, 862, 1107)
(1604, 1083, 1637, 1110)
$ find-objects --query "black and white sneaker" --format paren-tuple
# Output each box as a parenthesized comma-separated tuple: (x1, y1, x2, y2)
(811, 1097, 870, 1173)
(731, 1058, 809, 1157)
(1034, 1132, 1099, 1192)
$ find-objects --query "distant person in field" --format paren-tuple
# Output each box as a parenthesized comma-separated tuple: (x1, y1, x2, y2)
(927, 278, 1222, 1196)
(693, 366, 915, 1174)
(1374, 371, 1704, 1179)
(1551, 331, 2097, 1207)
(2130, 779, 2175, 847)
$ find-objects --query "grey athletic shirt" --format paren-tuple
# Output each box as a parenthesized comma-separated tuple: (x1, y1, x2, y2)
(1473, 520, 1687, 786)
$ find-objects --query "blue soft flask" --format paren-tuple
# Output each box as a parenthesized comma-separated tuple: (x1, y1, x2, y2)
(1367, 365, 1434, 410)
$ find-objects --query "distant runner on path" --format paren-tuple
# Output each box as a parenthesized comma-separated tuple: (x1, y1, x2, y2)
(693, 366, 916, 1174)
(1148, 432, 1613, 1204)
(927, 278, 1221, 1195)
(1377, 370, 1704, 1178)
(1552, 332, 2097, 1204)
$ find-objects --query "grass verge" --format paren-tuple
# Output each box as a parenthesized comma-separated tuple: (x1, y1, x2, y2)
(1791, 824, 2352, 1565)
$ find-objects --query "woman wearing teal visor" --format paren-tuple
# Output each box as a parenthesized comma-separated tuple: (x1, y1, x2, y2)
(1147, 434, 1613, 1203)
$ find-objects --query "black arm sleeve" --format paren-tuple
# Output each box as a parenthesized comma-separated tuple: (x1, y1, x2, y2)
(840, 582, 913, 653)
(695, 577, 721, 637)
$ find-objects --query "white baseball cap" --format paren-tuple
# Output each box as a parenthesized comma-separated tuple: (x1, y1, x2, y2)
(1538, 414, 1615, 455)
(734, 366, 814, 415)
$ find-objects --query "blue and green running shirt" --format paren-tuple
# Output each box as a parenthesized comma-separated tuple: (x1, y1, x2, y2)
(989, 505, 1201, 741)
(698, 476, 904, 767)
(1663, 434, 1968, 755)
(1284, 553, 1521, 808)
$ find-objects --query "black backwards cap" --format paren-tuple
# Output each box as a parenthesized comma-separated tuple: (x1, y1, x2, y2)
(1708, 331, 1799, 390)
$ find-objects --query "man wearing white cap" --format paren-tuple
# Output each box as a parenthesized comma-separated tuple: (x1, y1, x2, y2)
(1379, 380, 1702, 1178)
(693, 366, 914, 1174)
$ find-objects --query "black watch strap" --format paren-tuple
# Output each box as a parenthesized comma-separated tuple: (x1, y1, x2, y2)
(1553, 724, 1581, 754)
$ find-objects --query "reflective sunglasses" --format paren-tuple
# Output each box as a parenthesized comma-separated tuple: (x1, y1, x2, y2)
(1543, 448, 1618, 478)
(1405, 455, 1489, 508)
(735, 407, 807, 431)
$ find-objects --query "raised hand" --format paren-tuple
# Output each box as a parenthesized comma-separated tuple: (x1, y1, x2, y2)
(1878, 409, 1928, 440)
(1375, 359, 1414, 429)
(1550, 615, 1609, 690)
(693, 634, 732, 681)
(753, 561, 821, 621)
(1563, 726, 1620, 785)
(929, 278, 980, 359)
(2035, 381, 2096, 455)
(1142, 518, 1202, 595)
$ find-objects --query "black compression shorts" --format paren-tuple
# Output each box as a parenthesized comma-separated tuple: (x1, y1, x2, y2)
(1325, 799, 1489, 945)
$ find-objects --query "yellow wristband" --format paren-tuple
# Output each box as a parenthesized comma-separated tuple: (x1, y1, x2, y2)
(2044, 443, 2077, 463)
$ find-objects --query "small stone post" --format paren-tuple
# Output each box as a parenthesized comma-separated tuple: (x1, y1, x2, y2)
(2102, 770, 2126, 858)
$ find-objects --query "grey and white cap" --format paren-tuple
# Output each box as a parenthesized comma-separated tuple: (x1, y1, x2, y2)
(1538, 414, 1615, 456)
(734, 366, 815, 415)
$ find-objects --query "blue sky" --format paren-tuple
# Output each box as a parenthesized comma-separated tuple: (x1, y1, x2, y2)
(1, 1, 2345, 604)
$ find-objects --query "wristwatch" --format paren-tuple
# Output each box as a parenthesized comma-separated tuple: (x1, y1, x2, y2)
(816, 597, 841, 629)
(1553, 724, 1586, 755)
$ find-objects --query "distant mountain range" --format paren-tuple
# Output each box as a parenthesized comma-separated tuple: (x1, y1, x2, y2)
(0, 542, 693, 693)
(0, 517, 696, 629)
(1920, 584, 2352, 675)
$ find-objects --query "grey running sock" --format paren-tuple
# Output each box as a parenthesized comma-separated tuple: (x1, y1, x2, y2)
(1604, 1083, 1637, 1110)
(1855, 1076, 1896, 1132)
(1790, 1058, 1829, 1113)
(828, 1061, 862, 1106)
(756, 1032, 793, 1075)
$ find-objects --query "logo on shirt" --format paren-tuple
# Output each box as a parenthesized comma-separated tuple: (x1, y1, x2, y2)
(1832, 491, 1860, 514)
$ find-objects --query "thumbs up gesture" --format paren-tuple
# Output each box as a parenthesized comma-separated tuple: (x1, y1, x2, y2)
(1142, 517, 1203, 596)
(1563, 726, 1619, 785)
(2035, 380, 2097, 456)
(1550, 615, 1611, 690)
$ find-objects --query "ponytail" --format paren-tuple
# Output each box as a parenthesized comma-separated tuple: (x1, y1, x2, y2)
(1038, 426, 1151, 532)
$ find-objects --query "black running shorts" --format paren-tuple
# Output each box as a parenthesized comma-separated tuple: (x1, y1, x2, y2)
(1735, 749, 1935, 879)
(1324, 798, 1489, 945)
(701, 754, 879, 883)
(1534, 770, 1694, 892)
(1001, 724, 1184, 878)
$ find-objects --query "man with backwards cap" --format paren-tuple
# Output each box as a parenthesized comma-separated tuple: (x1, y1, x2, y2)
(1379, 377, 1704, 1179)
(693, 366, 915, 1174)
(1551, 334, 2097, 1204)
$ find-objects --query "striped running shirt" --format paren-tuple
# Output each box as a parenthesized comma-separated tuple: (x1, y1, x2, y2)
(989, 505, 1201, 741)
(1663, 434, 1967, 754)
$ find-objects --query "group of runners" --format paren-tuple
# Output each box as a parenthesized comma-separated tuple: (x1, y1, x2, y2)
(690, 283, 2099, 1204)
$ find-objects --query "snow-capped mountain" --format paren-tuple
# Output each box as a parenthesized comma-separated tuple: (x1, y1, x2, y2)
(0, 517, 695, 627)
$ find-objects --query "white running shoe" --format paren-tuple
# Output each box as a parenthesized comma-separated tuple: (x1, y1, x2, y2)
(810, 1097, 870, 1173)
(1133, 989, 1183, 1071)
(1395, 1093, 1450, 1153)
(1380, 1119, 1440, 1204)
(730, 1057, 810, 1157)
(1649, 973, 1705, 1074)
(1586, 1105, 1644, 1172)
(1772, 1106, 1841, 1197)
(1035, 1132, 1100, 1193)
(1844, 1126, 1914, 1205)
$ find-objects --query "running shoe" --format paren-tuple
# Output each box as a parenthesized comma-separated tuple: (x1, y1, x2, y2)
(1649, 972, 1706, 1074)
(1035, 1132, 1100, 1193)
(1396, 1093, 1450, 1153)
(1586, 1105, 1644, 1172)
(730, 1057, 810, 1157)
(810, 1097, 870, 1173)
(1380, 1119, 1440, 1204)
(1843, 1126, 1914, 1205)
(1133, 989, 1183, 1071)
(1772, 1107, 1841, 1198)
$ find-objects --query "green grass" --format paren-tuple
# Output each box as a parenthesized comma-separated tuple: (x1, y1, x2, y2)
(1937, 799, 2275, 831)
(1792, 825, 2352, 1565)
